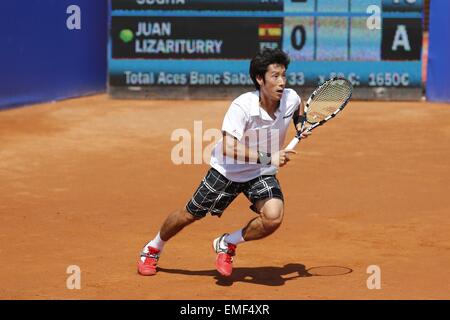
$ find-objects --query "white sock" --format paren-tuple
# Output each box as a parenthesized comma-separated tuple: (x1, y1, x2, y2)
(225, 229, 245, 245)
(141, 232, 166, 262)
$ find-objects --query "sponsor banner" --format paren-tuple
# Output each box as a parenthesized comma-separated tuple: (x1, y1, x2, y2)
(109, 59, 422, 88)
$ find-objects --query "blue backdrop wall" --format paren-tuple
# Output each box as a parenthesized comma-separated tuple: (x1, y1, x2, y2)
(426, 0, 450, 102)
(0, 0, 108, 109)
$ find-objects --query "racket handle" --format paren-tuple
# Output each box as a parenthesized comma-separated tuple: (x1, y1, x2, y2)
(286, 137, 300, 150)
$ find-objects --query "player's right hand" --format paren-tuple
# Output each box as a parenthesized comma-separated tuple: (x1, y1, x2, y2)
(272, 150, 297, 167)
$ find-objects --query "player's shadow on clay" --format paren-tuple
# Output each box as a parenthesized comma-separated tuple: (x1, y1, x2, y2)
(157, 264, 352, 287)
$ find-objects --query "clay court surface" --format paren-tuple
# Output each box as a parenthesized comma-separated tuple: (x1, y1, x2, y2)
(1, 95, 449, 300)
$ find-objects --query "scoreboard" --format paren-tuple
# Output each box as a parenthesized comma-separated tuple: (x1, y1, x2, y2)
(109, 0, 424, 100)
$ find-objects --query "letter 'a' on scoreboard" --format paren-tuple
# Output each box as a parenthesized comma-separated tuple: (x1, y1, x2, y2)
(108, 0, 424, 101)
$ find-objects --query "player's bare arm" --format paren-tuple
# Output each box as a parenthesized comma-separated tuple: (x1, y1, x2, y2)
(222, 132, 297, 168)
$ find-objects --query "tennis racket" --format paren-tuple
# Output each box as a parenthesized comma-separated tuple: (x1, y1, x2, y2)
(286, 77, 353, 150)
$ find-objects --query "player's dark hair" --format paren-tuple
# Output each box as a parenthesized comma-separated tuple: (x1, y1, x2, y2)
(249, 48, 290, 90)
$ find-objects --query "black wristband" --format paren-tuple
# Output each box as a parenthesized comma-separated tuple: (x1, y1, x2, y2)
(294, 114, 306, 127)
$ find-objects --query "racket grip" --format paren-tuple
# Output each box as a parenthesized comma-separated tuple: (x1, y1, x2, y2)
(286, 137, 300, 150)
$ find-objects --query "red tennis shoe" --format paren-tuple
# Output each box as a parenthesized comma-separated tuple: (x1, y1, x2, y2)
(137, 246, 160, 276)
(212, 234, 236, 277)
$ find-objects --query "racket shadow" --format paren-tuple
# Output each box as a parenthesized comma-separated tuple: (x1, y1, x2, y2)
(157, 264, 352, 287)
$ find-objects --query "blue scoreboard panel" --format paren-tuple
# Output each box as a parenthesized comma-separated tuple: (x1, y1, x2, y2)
(109, 0, 424, 99)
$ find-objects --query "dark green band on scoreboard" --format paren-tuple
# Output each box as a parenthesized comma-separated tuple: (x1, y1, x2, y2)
(112, 0, 283, 11)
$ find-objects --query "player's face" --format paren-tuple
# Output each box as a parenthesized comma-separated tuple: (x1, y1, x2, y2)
(258, 63, 287, 101)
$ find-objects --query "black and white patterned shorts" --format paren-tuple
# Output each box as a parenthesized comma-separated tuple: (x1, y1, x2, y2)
(186, 168, 284, 218)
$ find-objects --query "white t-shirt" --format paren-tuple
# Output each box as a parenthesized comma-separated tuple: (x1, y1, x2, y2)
(210, 88, 301, 182)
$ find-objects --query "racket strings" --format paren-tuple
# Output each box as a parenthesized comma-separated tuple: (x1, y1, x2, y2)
(306, 80, 352, 124)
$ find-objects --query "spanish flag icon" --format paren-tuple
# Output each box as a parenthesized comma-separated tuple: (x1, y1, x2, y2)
(258, 24, 282, 40)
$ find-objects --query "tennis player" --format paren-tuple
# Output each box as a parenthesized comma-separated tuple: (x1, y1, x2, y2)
(138, 48, 310, 277)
